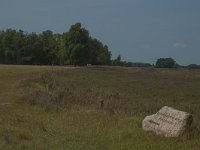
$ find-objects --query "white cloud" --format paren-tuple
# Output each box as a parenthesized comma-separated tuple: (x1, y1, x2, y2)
(174, 43, 187, 48)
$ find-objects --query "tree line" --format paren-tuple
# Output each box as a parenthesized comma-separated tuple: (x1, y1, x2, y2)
(0, 22, 199, 68)
(0, 23, 111, 65)
(112, 56, 200, 69)
(112, 54, 152, 67)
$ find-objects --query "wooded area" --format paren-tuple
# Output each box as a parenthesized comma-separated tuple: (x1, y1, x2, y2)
(0, 23, 111, 65)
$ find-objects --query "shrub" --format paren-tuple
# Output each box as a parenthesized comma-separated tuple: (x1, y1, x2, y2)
(155, 58, 176, 68)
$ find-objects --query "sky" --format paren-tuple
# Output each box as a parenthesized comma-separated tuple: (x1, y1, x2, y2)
(0, 0, 200, 65)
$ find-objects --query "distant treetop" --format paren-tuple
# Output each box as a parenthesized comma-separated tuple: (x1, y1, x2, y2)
(155, 58, 176, 68)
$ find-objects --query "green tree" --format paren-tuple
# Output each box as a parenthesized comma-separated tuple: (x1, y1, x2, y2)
(112, 54, 122, 66)
(21, 32, 41, 64)
(0, 29, 22, 64)
(54, 33, 66, 65)
(39, 30, 58, 65)
(88, 38, 111, 65)
(65, 23, 90, 65)
(155, 58, 176, 68)
(96, 45, 111, 65)
(0, 30, 5, 63)
(0, 23, 112, 66)
(188, 64, 200, 69)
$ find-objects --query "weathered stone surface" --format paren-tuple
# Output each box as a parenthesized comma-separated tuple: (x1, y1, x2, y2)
(142, 106, 193, 137)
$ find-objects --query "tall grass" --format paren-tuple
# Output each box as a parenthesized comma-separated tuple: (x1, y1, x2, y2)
(1, 65, 200, 149)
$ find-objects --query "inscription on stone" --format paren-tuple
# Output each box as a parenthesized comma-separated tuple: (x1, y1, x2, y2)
(142, 106, 193, 137)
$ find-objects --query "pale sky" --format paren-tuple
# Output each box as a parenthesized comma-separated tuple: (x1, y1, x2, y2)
(1, 0, 200, 65)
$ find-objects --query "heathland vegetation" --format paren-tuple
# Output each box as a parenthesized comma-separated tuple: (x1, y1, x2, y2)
(0, 65, 200, 149)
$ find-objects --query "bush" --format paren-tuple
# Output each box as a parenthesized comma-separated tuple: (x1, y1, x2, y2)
(155, 58, 176, 68)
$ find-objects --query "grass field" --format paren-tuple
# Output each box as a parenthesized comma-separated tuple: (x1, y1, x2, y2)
(0, 65, 200, 150)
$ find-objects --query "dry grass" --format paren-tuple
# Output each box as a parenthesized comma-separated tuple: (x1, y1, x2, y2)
(0, 65, 200, 149)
